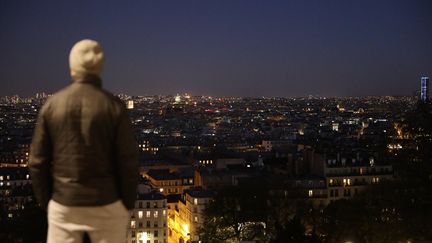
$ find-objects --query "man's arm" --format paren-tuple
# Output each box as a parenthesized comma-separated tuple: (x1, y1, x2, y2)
(115, 106, 139, 209)
(28, 105, 53, 210)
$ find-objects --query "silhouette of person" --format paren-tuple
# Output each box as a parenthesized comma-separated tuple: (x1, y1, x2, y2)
(29, 39, 138, 243)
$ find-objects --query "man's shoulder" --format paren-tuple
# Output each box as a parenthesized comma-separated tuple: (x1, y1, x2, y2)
(99, 89, 126, 108)
(46, 83, 73, 101)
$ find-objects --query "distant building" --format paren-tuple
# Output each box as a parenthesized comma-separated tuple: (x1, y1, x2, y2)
(127, 100, 134, 109)
(420, 76, 429, 103)
(168, 188, 214, 243)
(127, 189, 168, 243)
(324, 156, 393, 203)
(0, 167, 33, 219)
(145, 169, 194, 195)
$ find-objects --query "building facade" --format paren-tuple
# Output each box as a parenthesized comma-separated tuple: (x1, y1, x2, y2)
(421, 76, 429, 103)
(127, 190, 168, 243)
(324, 161, 393, 203)
(167, 188, 213, 243)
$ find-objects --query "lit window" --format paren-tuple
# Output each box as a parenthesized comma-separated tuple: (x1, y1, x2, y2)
(138, 231, 148, 242)
(26, 174, 30, 179)
(373, 177, 380, 183)
(138, 211, 143, 219)
(154, 211, 158, 218)
(194, 216, 198, 222)
(131, 220, 136, 228)
(343, 179, 347, 186)
(194, 198, 198, 205)
(163, 210, 166, 216)
(308, 190, 313, 197)
(329, 179, 333, 185)
(146, 211, 151, 218)
(347, 179, 351, 186)
(0, 176, 3, 181)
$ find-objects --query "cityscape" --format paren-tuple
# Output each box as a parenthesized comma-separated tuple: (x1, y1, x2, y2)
(1, 76, 432, 242)
(2, 1, 432, 243)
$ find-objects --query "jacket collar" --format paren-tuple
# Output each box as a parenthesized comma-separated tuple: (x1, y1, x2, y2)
(71, 74, 102, 88)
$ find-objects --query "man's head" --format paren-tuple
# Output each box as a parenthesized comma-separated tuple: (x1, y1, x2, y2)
(69, 39, 104, 78)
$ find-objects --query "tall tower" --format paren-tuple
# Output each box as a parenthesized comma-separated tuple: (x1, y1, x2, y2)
(420, 76, 429, 103)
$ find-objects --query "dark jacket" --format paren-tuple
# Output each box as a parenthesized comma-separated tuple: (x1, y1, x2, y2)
(29, 75, 139, 210)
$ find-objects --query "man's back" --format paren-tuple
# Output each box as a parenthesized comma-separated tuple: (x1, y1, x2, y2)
(38, 75, 136, 206)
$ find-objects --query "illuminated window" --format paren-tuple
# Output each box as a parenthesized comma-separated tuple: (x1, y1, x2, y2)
(194, 216, 198, 222)
(308, 190, 313, 197)
(131, 220, 136, 228)
(372, 177, 380, 183)
(194, 198, 198, 205)
(154, 211, 158, 218)
(347, 179, 351, 186)
(138, 211, 143, 219)
(163, 210, 166, 216)
(0, 176, 3, 181)
(329, 179, 333, 185)
(26, 174, 30, 179)
(146, 211, 151, 218)
(343, 179, 347, 186)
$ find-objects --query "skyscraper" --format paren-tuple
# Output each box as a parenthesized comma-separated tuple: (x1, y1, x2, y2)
(420, 76, 429, 103)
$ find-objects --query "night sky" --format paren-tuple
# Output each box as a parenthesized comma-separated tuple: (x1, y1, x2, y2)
(1, 1, 432, 97)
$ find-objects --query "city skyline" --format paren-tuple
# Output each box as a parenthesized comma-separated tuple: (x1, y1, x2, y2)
(1, 0, 432, 97)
